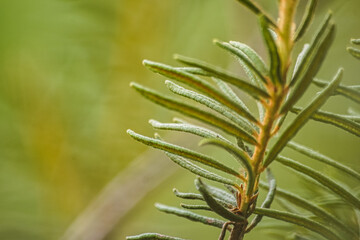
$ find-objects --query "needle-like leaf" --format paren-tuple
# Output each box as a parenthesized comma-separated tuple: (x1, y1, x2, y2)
(130, 82, 257, 141)
(173, 54, 269, 99)
(290, 107, 360, 137)
(294, 0, 318, 41)
(206, 184, 237, 207)
(199, 138, 254, 194)
(180, 204, 212, 211)
(126, 233, 187, 240)
(165, 80, 257, 140)
(127, 130, 240, 177)
(312, 78, 360, 103)
(264, 69, 342, 168)
(143, 60, 259, 124)
(246, 169, 276, 233)
(173, 189, 234, 208)
(347, 47, 360, 60)
(259, 15, 281, 85)
(282, 13, 334, 113)
(165, 152, 238, 186)
(195, 178, 246, 222)
(235, 0, 276, 27)
(259, 182, 357, 238)
(275, 155, 360, 210)
(155, 203, 226, 228)
(254, 208, 341, 240)
(213, 40, 268, 84)
(287, 141, 360, 181)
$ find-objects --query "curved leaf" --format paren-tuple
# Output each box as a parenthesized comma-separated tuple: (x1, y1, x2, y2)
(254, 208, 341, 240)
(127, 130, 240, 177)
(180, 204, 212, 211)
(264, 68, 342, 167)
(275, 155, 360, 210)
(287, 141, 360, 181)
(126, 233, 186, 240)
(155, 203, 226, 228)
(130, 82, 256, 140)
(173, 54, 269, 99)
(143, 60, 259, 124)
(195, 178, 246, 222)
(294, 0, 318, 41)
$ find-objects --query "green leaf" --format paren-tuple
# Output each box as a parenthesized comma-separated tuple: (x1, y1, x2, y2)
(173, 54, 269, 100)
(351, 38, 360, 45)
(254, 208, 341, 240)
(126, 233, 186, 240)
(206, 184, 237, 207)
(259, 182, 357, 238)
(293, 44, 310, 78)
(165, 152, 238, 186)
(173, 189, 234, 208)
(149, 119, 231, 144)
(213, 40, 268, 84)
(195, 178, 246, 222)
(235, 0, 276, 27)
(229, 41, 268, 75)
(174, 67, 210, 76)
(127, 130, 240, 177)
(143, 60, 259, 124)
(199, 138, 254, 194)
(130, 82, 256, 140)
(275, 155, 360, 210)
(155, 203, 226, 228)
(347, 47, 360, 59)
(264, 68, 342, 168)
(259, 15, 281, 85)
(313, 78, 360, 103)
(180, 204, 212, 211)
(282, 13, 334, 113)
(165, 80, 257, 142)
(246, 168, 276, 233)
(294, 0, 318, 41)
(287, 141, 360, 181)
(290, 107, 360, 137)
(213, 78, 251, 114)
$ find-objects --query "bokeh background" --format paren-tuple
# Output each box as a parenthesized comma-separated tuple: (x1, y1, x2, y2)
(0, 0, 359, 239)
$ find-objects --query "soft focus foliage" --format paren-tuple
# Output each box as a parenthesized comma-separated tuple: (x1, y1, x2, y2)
(0, 0, 359, 239)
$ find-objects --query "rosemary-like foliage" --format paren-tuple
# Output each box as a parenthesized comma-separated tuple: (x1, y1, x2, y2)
(126, 0, 360, 239)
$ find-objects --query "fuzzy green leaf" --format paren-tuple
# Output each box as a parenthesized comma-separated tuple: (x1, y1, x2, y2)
(259, 15, 281, 85)
(155, 203, 226, 228)
(264, 69, 342, 167)
(149, 119, 231, 144)
(143, 60, 259, 124)
(287, 141, 360, 181)
(229, 41, 268, 75)
(180, 204, 212, 211)
(195, 178, 246, 222)
(175, 67, 210, 76)
(294, 0, 318, 41)
(291, 107, 360, 137)
(351, 38, 360, 45)
(165, 80, 257, 142)
(199, 138, 254, 194)
(313, 78, 360, 103)
(213, 78, 251, 113)
(173, 189, 234, 208)
(130, 82, 256, 140)
(165, 152, 237, 186)
(347, 47, 360, 59)
(259, 182, 357, 238)
(126, 233, 186, 240)
(206, 184, 237, 207)
(174, 54, 269, 99)
(282, 13, 334, 113)
(127, 130, 240, 177)
(254, 208, 341, 240)
(235, 0, 276, 27)
(213, 40, 268, 84)
(246, 168, 276, 233)
(275, 155, 360, 210)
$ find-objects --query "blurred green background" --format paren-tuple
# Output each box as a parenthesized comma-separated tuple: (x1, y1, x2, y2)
(0, 0, 359, 239)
